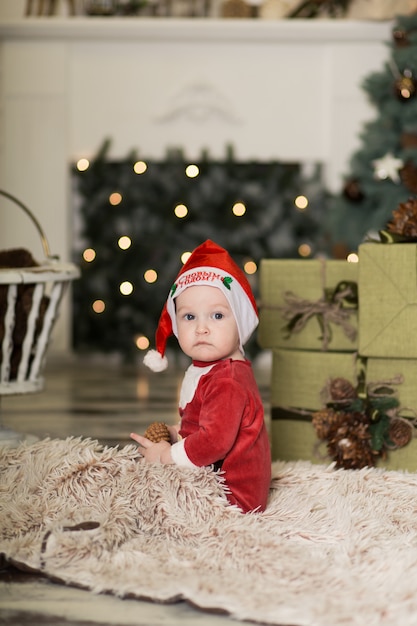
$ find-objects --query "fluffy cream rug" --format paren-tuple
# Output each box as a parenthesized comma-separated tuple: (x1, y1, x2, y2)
(1, 437, 417, 626)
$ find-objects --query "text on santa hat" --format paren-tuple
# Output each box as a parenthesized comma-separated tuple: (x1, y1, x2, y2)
(172, 271, 233, 295)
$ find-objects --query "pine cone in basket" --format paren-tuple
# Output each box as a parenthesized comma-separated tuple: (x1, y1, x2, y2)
(0, 247, 49, 380)
(0, 247, 39, 269)
(143, 422, 171, 444)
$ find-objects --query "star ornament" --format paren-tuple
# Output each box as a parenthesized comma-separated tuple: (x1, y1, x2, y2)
(372, 153, 404, 183)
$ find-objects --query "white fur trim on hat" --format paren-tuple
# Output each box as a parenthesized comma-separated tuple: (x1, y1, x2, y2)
(166, 266, 258, 352)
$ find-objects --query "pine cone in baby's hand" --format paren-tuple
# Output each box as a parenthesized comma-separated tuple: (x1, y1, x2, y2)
(143, 422, 171, 444)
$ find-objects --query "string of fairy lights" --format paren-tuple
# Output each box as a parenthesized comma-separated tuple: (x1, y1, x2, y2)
(73, 152, 328, 358)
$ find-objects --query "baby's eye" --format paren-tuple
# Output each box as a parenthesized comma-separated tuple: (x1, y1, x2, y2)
(184, 313, 195, 321)
(213, 312, 224, 320)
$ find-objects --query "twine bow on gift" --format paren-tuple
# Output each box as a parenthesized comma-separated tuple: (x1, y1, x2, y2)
(279, 280, 358, 351)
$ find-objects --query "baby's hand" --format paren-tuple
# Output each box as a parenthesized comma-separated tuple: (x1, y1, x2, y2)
(130, 433, 173, 464)
(167, 424, 180, 443)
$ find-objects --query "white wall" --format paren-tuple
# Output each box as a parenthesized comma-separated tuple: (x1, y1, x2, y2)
(0, 18, 391, 352)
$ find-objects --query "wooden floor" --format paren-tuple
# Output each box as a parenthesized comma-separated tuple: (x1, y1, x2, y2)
(0, 353, 271, 626)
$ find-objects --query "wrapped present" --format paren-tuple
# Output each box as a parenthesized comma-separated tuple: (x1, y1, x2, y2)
(269, 348, 358, 463)
(270, 407, 324, 464)
(358, 242, 417, 358)
(270, 348, 358, 411)
(259, 258, 358, 352)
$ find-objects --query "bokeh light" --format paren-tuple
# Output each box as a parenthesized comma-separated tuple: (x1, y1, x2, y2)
(298, 243, 312, 257)
(244, 260, 257, 275)
(174, 204, 188, 218)
(181, 251, 192, 264)
(135, 335, 150, 350)
(76, 158, 90, 172)
(120, 281, 134, 295)
(109, 192, 122, 206)
(83, 248, 96, 262)
(144, 269, 158, 283)
(185, 164, 199, 178)
(133, 161, 147, 174)
(92, 299, 105, 313)
(232, 202, 246, 216)
(294, 195, 308, 210)
(118, 236, 132, 250)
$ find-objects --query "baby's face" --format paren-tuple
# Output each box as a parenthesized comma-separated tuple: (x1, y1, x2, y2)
(175, 285, 242, 362)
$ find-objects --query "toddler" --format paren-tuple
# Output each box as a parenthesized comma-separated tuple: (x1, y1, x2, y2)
(131, 240, 271, 513)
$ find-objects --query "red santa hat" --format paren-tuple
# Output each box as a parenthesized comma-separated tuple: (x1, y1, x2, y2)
(143, 240, 259, 372)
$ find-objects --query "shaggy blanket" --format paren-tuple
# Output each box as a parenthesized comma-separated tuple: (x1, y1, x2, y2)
(2, 438, 417, 626)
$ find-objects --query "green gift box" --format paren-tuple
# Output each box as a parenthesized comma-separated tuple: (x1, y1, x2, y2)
(359, 242, 417, 358)
(270, 348, 358, 464)
(270, 408, 325, 464)
(259, 258, 358, 351)
(270, 348, 358, 411)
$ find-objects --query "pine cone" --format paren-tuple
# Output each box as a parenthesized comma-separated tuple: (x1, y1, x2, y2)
(312, 408, 344, 440)
(327, 411, 376, 469)
(143, 422, 171, 444)
(401, 132, 417, 149)
(388, 417, 413, 448)
(387, 196, 417, 237)
(329, 378, 356, 403)
(401, 162, 417, 194)
(342, 178, 364, 203)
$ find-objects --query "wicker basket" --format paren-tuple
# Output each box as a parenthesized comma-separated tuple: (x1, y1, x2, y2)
(0, 190, 80, 397)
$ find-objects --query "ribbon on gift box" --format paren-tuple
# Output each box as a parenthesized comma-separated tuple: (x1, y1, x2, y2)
(278, 280, 358, 351)
(378, 230, 417, 244)
(271, 406, 313, 422)
(355, 356, 404, 403)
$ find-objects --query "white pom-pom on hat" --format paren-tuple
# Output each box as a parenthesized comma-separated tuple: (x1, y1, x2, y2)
(143, 349, 168, 372)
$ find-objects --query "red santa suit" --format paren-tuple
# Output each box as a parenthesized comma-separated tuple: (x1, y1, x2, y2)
(170, 358, 271, 513)
(143, 240, 272, 513)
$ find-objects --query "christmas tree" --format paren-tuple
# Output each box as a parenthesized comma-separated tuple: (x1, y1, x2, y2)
(329, 12, 417, 254)
(72, 140, 328, 361)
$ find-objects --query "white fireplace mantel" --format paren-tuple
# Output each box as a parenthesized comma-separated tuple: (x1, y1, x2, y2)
(0, 18, 392, 351)
(0, 17, 391, 42)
